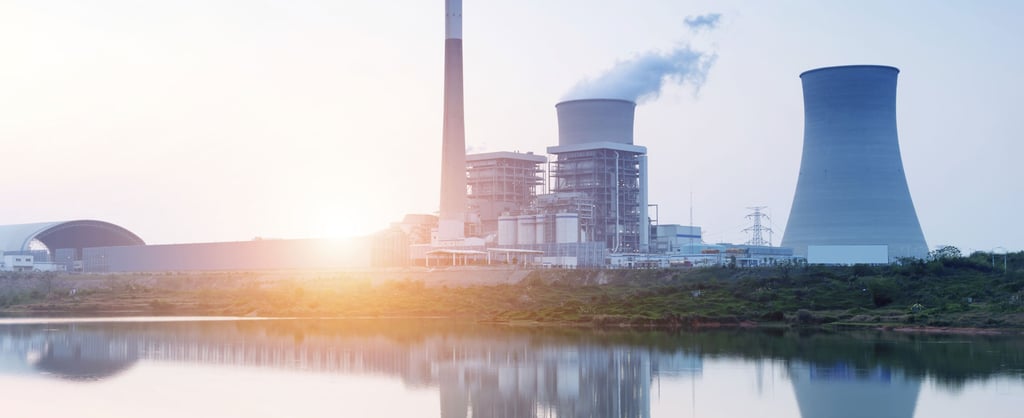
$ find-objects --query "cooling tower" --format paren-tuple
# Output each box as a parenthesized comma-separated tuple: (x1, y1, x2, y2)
(555, 99, 636, 146)
(548, 98, 648, 252)
(437, 0, 466, 241)
(782, 65, 928, 261)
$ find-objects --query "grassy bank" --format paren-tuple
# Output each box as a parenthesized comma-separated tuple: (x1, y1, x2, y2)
(1, 252, 1022, 330)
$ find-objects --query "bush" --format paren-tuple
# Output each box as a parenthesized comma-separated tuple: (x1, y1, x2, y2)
(867, 278, 899, 307)
(852, 264, 876, 277)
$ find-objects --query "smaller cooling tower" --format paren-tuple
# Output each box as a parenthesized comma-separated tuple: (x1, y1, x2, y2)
(555, 99, 636, 146)
(782, 65, 928, 261)
(549, 98, 647, 253)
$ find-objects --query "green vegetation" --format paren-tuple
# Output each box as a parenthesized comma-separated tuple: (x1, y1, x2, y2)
(1, 250, 1022, 331)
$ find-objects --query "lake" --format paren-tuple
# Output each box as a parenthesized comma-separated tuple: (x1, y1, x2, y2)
(0, 317, 1021, 417)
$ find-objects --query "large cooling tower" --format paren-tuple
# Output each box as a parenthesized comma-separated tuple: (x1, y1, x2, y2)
(555, 99, 636, 146)
(437, 0, 466, 241)
(782, 65, 928, 260)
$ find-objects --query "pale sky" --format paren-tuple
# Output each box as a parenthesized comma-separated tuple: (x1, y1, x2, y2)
(1, 0, 1021, 252)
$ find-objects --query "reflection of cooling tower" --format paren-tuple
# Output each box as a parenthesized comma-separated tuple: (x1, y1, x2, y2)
(789, 363, 921, 418)
(782, 65, 928, 260)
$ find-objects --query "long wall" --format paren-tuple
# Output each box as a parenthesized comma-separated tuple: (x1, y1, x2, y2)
(81, 239, 369, 272)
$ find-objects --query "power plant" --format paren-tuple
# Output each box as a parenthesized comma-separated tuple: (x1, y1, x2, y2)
(0, 3, 934, 271)
(782, 65, 929, 263)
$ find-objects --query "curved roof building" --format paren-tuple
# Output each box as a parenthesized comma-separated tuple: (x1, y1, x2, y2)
(782, 65, 928, 261)
(0, 220, 144, 255)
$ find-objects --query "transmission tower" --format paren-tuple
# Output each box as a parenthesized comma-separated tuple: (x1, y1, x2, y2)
(743, 206, 773, 247)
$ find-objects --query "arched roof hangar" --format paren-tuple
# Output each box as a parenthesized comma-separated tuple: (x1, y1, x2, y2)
(0, 220, 144, 255)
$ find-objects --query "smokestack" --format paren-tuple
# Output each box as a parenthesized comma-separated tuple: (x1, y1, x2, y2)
(782, 65, 928, 260)
(437, 0, 466, 241)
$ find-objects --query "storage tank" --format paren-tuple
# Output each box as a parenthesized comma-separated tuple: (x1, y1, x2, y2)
(534, 215, 546, 244)
(781, 65, 928, 260)
(555, 213, 580, 244)
(516, 215, 535, 245)
(555, 99, 636, 146)
(497, 215, 517, 246)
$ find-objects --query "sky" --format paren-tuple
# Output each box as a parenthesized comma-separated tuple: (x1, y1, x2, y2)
(1, 0, 1021, 253)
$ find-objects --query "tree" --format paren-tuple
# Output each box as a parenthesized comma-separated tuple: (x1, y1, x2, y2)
(929, 245, 962, 260)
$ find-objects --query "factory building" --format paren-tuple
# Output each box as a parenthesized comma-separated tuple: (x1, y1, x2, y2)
(782, 65, 928, 262)
(547, 99, 649, 253)
(650, 224, 703, 254)
(0, 220, 145, 272)
(0, 220, 367, 272)
(466, 151, 546, 238)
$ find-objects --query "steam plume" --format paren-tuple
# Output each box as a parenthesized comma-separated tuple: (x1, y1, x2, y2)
(563, 14, 720, 103)
(684, 13, 721, 31)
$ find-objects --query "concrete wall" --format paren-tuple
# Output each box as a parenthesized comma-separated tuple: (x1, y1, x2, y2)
(81, 238, 370, 272)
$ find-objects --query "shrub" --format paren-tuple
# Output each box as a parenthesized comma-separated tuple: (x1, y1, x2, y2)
(867, 278, 899, 307)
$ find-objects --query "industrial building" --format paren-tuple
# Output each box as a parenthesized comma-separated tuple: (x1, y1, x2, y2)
(0, 220, 144, 272)
(548, 99, 649, 254)
(465, 151, 546, 238)
(0, 220, 366, 272)
(782, 65, 929, 263)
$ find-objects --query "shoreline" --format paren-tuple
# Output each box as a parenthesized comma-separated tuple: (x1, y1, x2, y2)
(1, 266, 1022, 334)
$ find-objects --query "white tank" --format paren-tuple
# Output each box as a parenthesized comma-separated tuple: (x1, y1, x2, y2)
(498, 215, 517, 246)
(516, 215, 535, 245)
(556, 213, 580, 244)
(535, 215, 546, 244)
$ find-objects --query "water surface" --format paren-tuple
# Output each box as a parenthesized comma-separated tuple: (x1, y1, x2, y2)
(1, 318, 1021, 417)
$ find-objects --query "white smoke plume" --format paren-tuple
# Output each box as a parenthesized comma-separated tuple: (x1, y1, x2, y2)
(684, 13, 721, 31)
(562, 14, 720, 103)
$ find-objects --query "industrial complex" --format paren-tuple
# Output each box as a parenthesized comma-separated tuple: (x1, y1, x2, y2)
(0, 1, 930, 273)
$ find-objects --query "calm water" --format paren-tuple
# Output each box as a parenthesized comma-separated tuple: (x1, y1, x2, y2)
(0, 318, 1021, 418)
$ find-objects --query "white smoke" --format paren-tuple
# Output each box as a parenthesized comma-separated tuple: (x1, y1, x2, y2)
(684, 13, 721, 31)
(562, 13, 721, 103)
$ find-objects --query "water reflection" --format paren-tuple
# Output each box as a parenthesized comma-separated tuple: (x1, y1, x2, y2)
(790, 362, 921, 418)
(0, 319, 1021, 418)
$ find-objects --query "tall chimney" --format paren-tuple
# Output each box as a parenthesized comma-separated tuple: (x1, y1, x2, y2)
(437, 0, 466, 241)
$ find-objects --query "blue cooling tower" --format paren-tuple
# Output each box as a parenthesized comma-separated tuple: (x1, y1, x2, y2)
(782, 65, 928, 261)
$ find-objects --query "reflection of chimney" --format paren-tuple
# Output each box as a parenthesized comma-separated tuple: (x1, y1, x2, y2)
(438, 0, 466, 241)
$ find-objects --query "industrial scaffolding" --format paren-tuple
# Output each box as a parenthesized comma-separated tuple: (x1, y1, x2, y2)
(466, 152, 546, 236)
(549, 148, 643, 252)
